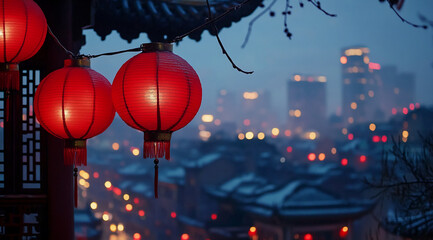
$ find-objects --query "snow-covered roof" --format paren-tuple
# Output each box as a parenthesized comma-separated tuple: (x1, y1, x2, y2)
(181, 153, 221, 168)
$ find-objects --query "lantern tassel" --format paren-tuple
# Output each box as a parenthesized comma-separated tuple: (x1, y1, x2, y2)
(154, 158, 159, 199)
(64, 140, 87, 166)
(73, 167, 78, 208)
(143, 141, 170, 160)
(0, 65, 20, 91)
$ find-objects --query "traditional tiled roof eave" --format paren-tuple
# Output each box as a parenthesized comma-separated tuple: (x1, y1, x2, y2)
(92, 0, 264, 43)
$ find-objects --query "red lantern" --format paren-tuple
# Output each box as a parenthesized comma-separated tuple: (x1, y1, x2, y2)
(112, 43, 202, 198)
(34, 58, 115, 206)
(0, 0, 47, 121)
(0, 0, 47, 91)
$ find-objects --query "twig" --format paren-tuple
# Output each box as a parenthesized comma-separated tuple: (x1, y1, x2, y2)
(171, 0, 253, 43)
(389, 4, 427, 29)
(84, 48, 141, 59)
(206, 0, 253, 74)
(307, 0, 336, 17)
(241, 0, 278, 48)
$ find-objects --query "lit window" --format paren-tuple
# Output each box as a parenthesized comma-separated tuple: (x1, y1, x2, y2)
(243, 91, 259, 100)
(245, 132, 254, 140)
(238, 133, 245, 140)
(201, 114, 214, 122)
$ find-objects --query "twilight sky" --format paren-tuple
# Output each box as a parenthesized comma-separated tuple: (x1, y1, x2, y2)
(81, 0, 433, 125)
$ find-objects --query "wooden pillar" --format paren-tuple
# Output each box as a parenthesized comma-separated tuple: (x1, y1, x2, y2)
(24, 1, 82, 239)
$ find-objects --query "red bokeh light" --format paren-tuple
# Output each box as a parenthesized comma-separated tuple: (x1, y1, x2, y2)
(138, 210, 145, 217)
(133, 233, 141, 240)
(211, 214, 217, 220)
(392, 108, 397, 115)
(93, 172, 99, 179)
(402, 107, 408, 115)
(243, 119, 250, 126)
(339, 226, 349, 238)
(381, 135, 388, 143)
(360, 155, 366, 163)
(181, 233, 190, 240)
(409, 103, 415, 111)
(372, 136, 380, 143)
(308, 153, 316, 161)
(113, 187, 122, 196)
(284, 129, 292, 137)
(125, 204, 133, 212)
(248, 227, 257, 237)
(286, 146, 293, 153)
(341, 158, 348, 166)
(171, 212, 177, 219)
(347, 133, 354, 141)
(134, 198, 140, 204)
(415, 103, 420, 108)
(304, 233, 313, 240)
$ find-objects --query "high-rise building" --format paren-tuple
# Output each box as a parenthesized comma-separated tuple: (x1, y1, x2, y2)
(287, 74, 327, 134)
(239, 90, 277, 132)
(379, 66, 415, 118)
(340, 46, 381, 124)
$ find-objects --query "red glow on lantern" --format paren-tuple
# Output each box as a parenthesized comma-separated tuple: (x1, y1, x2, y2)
(402, 108, 408, 115)
(304, 233, 313, 240)
(381, 135, 388, 143)
(308, 153, 316, 161)
(138, 210, 145, 217)
(113, 187, 122, 196)
(341, 158, 348, 166)
(0, 0, 47, 63)
(93, 172, 99, 179)
(211, 213, 217, 220)
(360, 155, 366, 163)
(181, 234, 190, 240)
(34, 59, 115, 166)
(171, 212, 177, 219)
(112, 44, 202, 161)
(286, 146, 293, 153)
(392, 108, 397, 115)
(372, 136, 380, 143)
(347, 133, 354, 141)
(134, 198, 140, 204)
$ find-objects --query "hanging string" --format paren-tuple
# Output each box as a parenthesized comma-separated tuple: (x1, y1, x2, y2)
(73, 151, 78, 208)
(45, 0, 255, 74)
(154, 158, 159, 199)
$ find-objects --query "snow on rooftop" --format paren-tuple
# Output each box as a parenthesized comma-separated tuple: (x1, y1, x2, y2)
(255, 181, 302, 207)
(220, 173, 255, 192)
(183, 153, 221, 168)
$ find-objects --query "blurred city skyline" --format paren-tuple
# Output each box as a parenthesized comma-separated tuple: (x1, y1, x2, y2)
(81, 0, 433, 125)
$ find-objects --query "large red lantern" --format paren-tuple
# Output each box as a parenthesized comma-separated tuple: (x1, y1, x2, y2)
(112, 43, 202, 198)
(0, 0, 47, 91)
(34, 58, 115, 206)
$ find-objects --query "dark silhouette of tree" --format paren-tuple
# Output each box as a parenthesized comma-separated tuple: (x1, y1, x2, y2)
(367, 135, 433, 239)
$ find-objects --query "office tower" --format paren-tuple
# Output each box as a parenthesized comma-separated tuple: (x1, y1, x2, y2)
(287, 74, 327, 134)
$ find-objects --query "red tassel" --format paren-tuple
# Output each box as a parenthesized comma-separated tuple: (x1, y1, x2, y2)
(143, 141, 171, 160)
(0, 64, 20, 91)
(154, 159, 159, 199)
(73, 167, 78, 208)
(64, 140, 87, 166)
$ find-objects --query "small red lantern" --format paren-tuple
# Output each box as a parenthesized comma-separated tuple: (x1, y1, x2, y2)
(34, 58, 115, 206)
(0, 0, 47, 119)
(112, 43, 202, 198)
